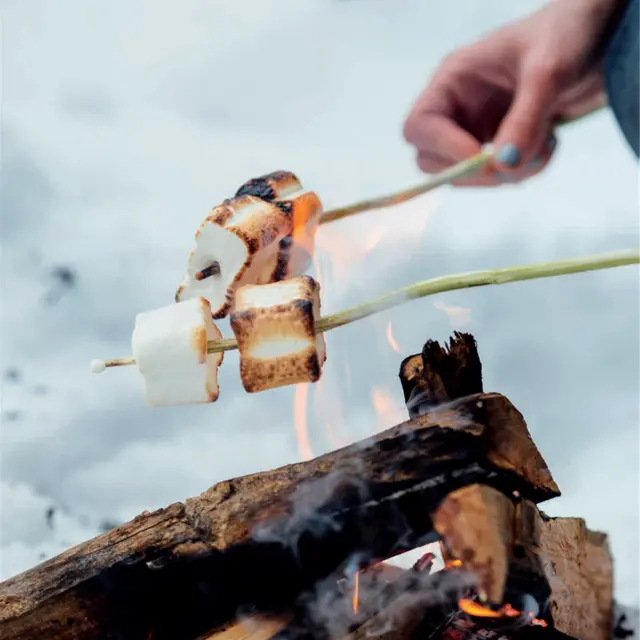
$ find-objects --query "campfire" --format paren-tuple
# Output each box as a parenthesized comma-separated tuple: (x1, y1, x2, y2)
(0, 333, 622, 640)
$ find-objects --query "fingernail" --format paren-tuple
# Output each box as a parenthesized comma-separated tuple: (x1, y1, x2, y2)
(547, 136, 557, 153)
(495, 143, 522, 168)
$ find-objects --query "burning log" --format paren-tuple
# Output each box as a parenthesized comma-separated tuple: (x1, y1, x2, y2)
(1, 332, 615, 640)
(0, 387, 557, 640)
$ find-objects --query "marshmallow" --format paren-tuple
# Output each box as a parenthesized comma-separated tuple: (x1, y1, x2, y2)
(131, 297, 224, 407)
(235, 171, 323, 279)
(273, 190, 323, 279)
(176, 195, 292, 318)
(235, 170, 303, 201)
(230, 275, 326, 393)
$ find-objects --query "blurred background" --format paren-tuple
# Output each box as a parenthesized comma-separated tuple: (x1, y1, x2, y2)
(1, 0, 638, 613)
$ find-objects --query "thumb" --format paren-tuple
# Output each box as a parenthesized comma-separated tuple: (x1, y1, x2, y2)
(493, 67, 557, 171)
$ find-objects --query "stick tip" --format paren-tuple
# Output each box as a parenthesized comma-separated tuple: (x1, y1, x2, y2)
(90, 359, 107, 374)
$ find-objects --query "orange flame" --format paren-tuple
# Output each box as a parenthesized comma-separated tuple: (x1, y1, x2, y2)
(433, 300, 472, 328)
(352, 571, 359, 614)
(386, 322, 400, 353)
(294, 384, 313, 460)
(371, 388, 405, 429)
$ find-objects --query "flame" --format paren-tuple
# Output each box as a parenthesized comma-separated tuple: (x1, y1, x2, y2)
(294, 384, 313, 461)
(433, 300, 472, 328)
(371, 388, 405, 429)
(442, 543, 548, 628)
(386, 322, 400, 352)
(352, 571, 359, 614)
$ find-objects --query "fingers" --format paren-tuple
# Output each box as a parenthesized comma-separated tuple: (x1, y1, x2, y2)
(415, 134, 557, 187)
(492, 63, 561, 171)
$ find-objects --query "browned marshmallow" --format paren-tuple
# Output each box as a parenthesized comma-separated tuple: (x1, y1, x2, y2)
(235, 170, 302, 201)
(176, 195, 292, 319)
(230, 275, 326, 393)
(235, 170, 323, 279)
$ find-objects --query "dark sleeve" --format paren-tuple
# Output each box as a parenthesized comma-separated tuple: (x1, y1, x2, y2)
(604, 0, 639, 157)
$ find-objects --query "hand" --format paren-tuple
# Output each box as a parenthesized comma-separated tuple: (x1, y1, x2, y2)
(403, 0, 621, 186)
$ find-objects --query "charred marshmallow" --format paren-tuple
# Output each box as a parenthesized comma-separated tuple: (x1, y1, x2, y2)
(230, 275, 326, 393)
(235, 171, 323, 280)
(131, 297, 224, 407)
(176, 195, 292, 318)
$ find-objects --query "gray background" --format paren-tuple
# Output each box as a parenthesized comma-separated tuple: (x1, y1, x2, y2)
(1, 0, 638, 610)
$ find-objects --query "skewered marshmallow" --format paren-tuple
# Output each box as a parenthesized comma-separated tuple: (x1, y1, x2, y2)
(230, 275, 326, 393)
(176, 195, 292, 318)
(235, 171, 323, 279)
(131, 297, 224, 407)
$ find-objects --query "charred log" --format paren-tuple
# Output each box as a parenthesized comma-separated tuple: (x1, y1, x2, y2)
(0, 393, 557, 640)
(399, 332, 483, 418)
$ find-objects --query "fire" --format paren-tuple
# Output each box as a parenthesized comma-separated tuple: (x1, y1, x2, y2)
(371, 388, 405, 429)
(386, 322, 400, 352)
(293, 383, 313, 460)
(352, 571, 359, 614)
(458, 600, 548, 627)
(433, 300, 472, 328)
(442, 545, 548, 628)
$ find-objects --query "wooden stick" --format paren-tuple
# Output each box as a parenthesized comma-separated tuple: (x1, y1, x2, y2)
(319, 105, 605, 225)
(92, 249, 639, 371)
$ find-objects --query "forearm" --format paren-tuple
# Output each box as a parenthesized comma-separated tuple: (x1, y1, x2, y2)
(603, 0, 639, 156)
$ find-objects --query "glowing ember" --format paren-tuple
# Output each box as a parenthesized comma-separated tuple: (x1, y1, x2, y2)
(293, 383, 313, 460)
(458, 599, 548, 627)
(459, 599, 507, 618)
(386, 322, 400, 352)
(433, 300, 472, 328)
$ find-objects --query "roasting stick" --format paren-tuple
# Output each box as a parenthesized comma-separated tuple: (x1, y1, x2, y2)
(92, 248, 639, 371)
(319, 105, 606, 225)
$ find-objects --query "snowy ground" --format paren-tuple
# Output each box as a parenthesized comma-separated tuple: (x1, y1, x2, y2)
(1, 0, 638, 610)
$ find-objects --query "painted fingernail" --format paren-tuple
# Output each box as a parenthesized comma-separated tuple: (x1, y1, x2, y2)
(495, 143, 522, 168)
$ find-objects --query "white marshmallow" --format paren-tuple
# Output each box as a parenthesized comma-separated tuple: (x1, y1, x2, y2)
(131, 297, 224, 407)
(230, 275, 326, 393)
(176, 195, 292, 319)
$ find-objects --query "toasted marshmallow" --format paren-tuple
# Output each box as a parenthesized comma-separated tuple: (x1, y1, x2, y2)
(131, 297, 224, 407)
(235, 170, 303, 201)
(235, 171, 323, 279)
(176, 195, 292, 318)
(273, 190, 323, 279)
(230, 275, 326, 393)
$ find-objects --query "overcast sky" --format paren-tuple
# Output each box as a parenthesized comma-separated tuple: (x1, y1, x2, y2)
(1, 0, 638, 612)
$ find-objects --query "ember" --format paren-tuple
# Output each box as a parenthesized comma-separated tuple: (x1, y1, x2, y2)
(0, 333, 621, 640)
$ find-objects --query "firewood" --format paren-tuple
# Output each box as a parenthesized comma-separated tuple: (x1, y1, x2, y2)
(431, 484, 516, 604)
(399, 332, 483, 417)
(199, 616, 291, 640)
(0, 393, 557, 640)
(537, 516, 613, 640)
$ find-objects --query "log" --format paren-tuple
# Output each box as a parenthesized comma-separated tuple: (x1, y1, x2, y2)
(432, 484, 517, 604)
(0, 393, 557, 640)
(399, 332, 483, 417)
(432, 490, 614, 640)
(537, 516, 614, 640)
(190, 504, 613, 640)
